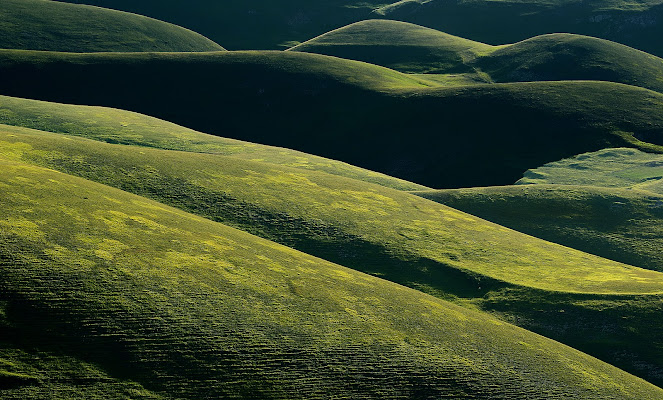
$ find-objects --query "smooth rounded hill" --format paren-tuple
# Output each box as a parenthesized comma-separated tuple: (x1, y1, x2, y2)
(0, 0, 224, 52)
(0, 50, 662, 188)
(3, 157, 662, 399)
(288, 19, 493, 74)
(477, 33, 663, 93)
(374, 0, 663, 57)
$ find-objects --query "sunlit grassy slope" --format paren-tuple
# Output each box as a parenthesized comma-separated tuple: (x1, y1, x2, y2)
(290, 21, 663, 93)
(518, 147, 663, 194)
(5, 121, 663, 385)
(4, 124, 663, 295)
(6, 158, 662, 399)
(288, 20, 493, 74)
(0, 95, 425, 191)
(1, 50, 662, 188)
(0, 0, 224, 52)
(414, 184, 663, 272)
(54, 0, 663, 56)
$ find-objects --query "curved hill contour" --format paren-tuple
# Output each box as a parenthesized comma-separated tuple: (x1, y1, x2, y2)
(0, 50, 662, 188)
(0, 0, 224, 52)
(3, 157, 661, 398)
(288, 19, 493, 74)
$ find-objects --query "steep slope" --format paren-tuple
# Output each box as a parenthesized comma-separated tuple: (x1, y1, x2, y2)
(0, 95, 426, 191)
(413, 184, 663, 272)
(288, 19, 493, 74)
(5, 158, 662, 399)
(5, 123, 663, 384)
(0, 0, 224, 52)
(0, 50, 662, 188)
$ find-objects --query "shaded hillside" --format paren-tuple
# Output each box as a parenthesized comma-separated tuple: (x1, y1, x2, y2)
(4, 157, 661, 399)
(0, 0, 224, 52)
(0, 50, 662, 188)
(375, 0, 663, 57)
(0, 95, 426, 191)
(414, 184, 663, 272)
(6, 122, 663, 384)
(54, 0, 663, 56)
(288, 19, 492, 74)
(476, 33, 663, 93)
(290, 21, 663, 94)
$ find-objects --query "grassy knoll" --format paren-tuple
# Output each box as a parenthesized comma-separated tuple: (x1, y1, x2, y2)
(53, 0, 663, 56)
(476, 33, 663, 93)
(6, 123, 663, 384)
(0, 0, 223, 52)
(518, 147, 663, 194)
(290, 21, 663, 94)
(0, 95, 425, 191)
(0, 50, 662, 188)
(413, 184, 663, 272)
(4, 158, 661, 398)
(287, 19, 493, 74)
(374, 0, 663, 58)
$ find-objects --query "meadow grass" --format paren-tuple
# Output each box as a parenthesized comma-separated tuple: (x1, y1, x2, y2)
(3, 157, 661, 398)
(414, 184, 663, 272)
(6, 122, 663, 385)
(290, 20, 663, 94)
(0, 95, 426, 191)
(53, 0, 663, 57)
(0, 0, 223, 52)
(0, 50, 661, 188)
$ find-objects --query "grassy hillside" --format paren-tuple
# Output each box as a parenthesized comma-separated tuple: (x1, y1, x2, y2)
(53, 0, 663, 56)
(288, 19, 493, 74)
(0, 50, 662, 188)
(6, 122, 663, 384)
(518, 147, 663, 194)
(0, 0, 224, 52)
(375, 0, 663, 57)
(0, 95, 426, 191)
(414, 184, 663, 272)
(6, 157, 662, 398)
(290, 21, 663, 94)
(476, 33, 663, 93)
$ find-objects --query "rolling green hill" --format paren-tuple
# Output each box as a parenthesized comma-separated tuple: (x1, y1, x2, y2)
(476, 33, 663, 93)
(289, 21, 663, 94)
(5, 157, 662, 399)
(0, 50, 662, 188)
(414, 184, 663, 272)
(5, 120, 663, 384)
(288, 19, 493, 74)
(0, 95, 426, 191)
(0, 0, 224, 52)
(53, 0, 663, 57)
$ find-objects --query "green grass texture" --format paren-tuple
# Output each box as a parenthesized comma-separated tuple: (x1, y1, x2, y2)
(0, 0, 224, 52)
(290, 20, 663, 94)
(5, 122, 663, 385)
(53, 0, 663, 56)
(0, 49, 662, 188)
(0, 95, 425, 191)
(518, 147, 663, 193)
(4, 157, 662, 398)
(414, 184, 663, 272)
